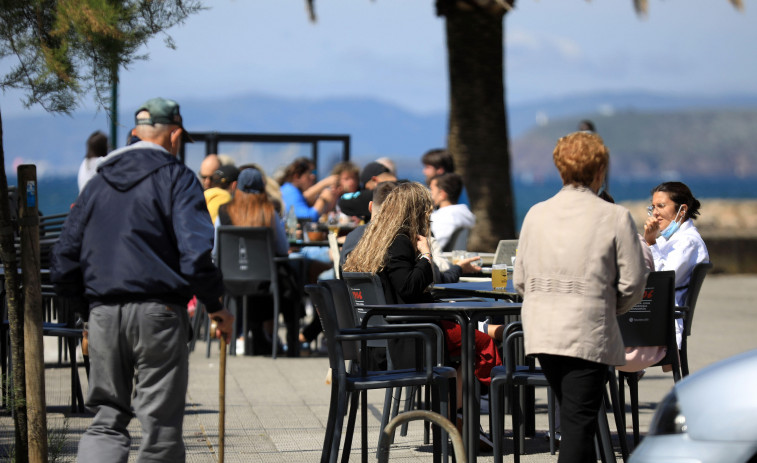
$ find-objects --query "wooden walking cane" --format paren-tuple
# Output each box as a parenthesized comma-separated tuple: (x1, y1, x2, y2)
(211, 320, 226, 463)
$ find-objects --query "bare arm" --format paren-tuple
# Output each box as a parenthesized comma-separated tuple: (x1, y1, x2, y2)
(303, 174, 338, 205)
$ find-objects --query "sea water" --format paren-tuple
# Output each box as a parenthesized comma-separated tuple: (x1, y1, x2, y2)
(12, 175, 757, 230)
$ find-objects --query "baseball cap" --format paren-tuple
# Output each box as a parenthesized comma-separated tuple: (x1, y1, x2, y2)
(237, 168, 266, 194)
(134, 97, 194, 143)
(360, 162, 391, 186)
(211, 165, 240, 188)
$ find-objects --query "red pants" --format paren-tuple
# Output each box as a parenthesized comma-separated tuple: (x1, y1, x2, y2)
(440, 320, 501, 385)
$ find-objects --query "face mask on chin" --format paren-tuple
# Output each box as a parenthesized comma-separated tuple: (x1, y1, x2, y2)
(660, 205, 685, 240)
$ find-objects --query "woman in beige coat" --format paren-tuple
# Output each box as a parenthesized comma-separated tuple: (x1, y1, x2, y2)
(513, 132, 648, 462)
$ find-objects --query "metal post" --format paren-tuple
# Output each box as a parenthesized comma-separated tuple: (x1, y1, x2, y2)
(110, 65, 118, 150)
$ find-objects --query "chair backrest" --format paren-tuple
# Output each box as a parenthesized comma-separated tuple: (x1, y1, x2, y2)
(493, 239, 518, 265)
(504, 329, 525, 375)
(617, 271, 676, 348)
(618, 271, 681, 376)
(304, 284, 345, 373)
(442, 227, 470, 252)
(327, 232, 341, 279)
(216, 226, 277, 297)
(341, 271, 387, 325)
(341, 271, 389, 349)
(39, 212, 69, 237)
(321, 279, 360, 361)
(680, 262, 713, 336)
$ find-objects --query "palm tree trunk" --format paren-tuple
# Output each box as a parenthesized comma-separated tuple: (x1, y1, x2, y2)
(444, 6, 516, 251)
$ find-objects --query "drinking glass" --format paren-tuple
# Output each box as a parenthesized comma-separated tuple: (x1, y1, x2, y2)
(492, 264, 508, 292)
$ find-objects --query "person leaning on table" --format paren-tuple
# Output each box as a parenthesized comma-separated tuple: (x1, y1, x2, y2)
(513, 131, 648, 463)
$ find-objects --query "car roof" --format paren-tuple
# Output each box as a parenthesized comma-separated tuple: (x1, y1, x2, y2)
(676, 348, 757, 441)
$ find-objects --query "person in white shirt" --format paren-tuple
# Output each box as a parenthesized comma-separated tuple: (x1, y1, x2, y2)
(77, 131, 109, 192)
(643, 181, 710, 348)
(429, 172, 475, 250)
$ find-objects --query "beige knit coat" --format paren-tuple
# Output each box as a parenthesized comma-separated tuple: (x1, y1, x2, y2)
(513, 185, 649, 366)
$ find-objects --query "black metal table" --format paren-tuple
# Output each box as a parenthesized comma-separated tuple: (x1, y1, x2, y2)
(431, 279, 521, 302)
(362, 301, 522, 463)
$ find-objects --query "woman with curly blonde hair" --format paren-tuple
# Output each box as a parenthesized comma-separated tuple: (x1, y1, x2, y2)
(344, 181, 500, 449)
(344, 181, 434, 285)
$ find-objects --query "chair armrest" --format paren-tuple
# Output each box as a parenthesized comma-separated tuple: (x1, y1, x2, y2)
(338, 329, 434, 380)
(41, 326, 83, 338)
(385, 315, 438, 322)
(371, 322, 445, 367)
(382, 316, 446, 365)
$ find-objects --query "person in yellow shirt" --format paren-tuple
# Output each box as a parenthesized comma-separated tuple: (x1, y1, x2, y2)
(204, 164, 238, 223)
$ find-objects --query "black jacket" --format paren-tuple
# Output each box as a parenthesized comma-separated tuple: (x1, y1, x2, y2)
(379, 234, 435, 304)
(51, 142, 224, 313)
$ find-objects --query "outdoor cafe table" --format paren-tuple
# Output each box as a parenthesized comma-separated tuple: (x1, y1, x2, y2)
(432, 279, 542, 436)
(431, 279, 521, 302)
(287, 239, 330, 247)
(361, 300, 522, 463)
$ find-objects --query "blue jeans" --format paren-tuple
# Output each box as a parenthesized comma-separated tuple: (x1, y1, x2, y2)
(78, 302, 190, 463)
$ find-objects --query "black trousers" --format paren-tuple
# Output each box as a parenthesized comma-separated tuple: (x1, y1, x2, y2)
(537, 354, 607, 463)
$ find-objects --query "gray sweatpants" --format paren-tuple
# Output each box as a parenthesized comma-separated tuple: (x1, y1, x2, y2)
(77, 302, 190, 463)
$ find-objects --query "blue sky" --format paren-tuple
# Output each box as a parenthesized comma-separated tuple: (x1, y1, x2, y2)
(1, 0, 755, 118)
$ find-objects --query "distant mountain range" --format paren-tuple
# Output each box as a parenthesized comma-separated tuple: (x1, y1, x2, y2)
(512, 108, 757, 181)
(3, 91, 757, 179)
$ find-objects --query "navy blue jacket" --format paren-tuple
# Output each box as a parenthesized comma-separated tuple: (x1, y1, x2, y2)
(51, 141, 224, 313)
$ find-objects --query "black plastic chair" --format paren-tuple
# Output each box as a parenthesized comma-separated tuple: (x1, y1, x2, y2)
(489, 323, 555, 463)
(339, 272, 389, 329)
(491, 325, 628, 463)
(1, 283, 85, 413)
(322, 279, 448, 444)
(616, 270, 681, 447)
(340, 273, 450, 440)
(340, 271, 404, 440)
(677, 261, 713, 377)
(214, 226, 287, 359)
(305, 283, 455, 463)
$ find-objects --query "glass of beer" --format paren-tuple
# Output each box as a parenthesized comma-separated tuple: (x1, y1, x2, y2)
(492, 264, 508, 292)
(327, 212, 339, 235)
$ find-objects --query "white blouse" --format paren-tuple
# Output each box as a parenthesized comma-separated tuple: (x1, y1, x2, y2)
(649, 219, 709, 347)
(77, 157, 103, 193)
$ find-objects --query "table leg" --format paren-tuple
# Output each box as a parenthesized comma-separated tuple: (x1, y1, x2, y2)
(464, 315, 478, 463)
(446, 313, 475, 463)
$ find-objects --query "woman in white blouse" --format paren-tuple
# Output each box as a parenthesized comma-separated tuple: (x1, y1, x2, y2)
(643, 181, 710, 348)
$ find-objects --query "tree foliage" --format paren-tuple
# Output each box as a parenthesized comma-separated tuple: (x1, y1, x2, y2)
(0, 2, 204, 460)
(0, 0, 203, 114)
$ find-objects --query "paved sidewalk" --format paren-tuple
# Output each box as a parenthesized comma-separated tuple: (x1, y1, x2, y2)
(2, 274, 756, 461)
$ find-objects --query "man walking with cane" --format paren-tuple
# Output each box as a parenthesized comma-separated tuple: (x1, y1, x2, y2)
(52, 97, 233, 462)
